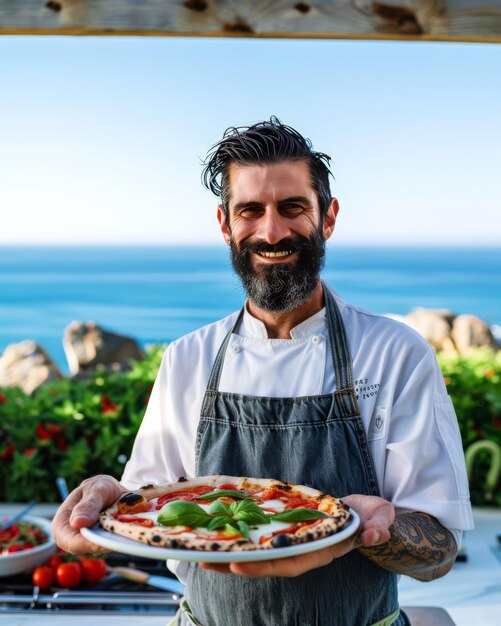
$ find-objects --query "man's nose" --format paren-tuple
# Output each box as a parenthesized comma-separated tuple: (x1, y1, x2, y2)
(259, 209, 291, 244)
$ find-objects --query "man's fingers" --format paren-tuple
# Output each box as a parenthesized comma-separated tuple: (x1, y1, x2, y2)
(52, 475, 125, 554)
(69, 494, 105, 528)
(228, 543, 346, 578)
(199, 562, 232, 574)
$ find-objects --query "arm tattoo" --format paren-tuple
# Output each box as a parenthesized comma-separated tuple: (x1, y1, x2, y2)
(359, 512, 457, 582)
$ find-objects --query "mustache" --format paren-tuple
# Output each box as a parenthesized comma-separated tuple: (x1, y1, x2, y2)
(240, 237, 310, 255)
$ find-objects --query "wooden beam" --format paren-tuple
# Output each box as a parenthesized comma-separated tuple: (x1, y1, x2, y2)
(0, 1, 500, 43)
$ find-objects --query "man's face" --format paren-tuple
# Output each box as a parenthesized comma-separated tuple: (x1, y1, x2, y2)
(218, 161, 337, 312)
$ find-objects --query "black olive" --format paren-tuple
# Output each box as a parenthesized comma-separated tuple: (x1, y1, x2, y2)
(271, 534, 292, 548)
(211, 542, 220, 550)
(178, 476, 187, 482)
(151, 535, 162, 543)
(118, 493, 143, 506)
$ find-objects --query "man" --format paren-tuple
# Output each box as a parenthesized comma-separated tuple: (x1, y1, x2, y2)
(53, 118, 473, 626)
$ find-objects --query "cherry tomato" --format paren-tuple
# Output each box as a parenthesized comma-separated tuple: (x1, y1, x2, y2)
(80, 558, 107, 584)
(56, 561, 82, 588)
(47, 555, 63, 569)
(7, 544, 23, 553)
(32, 565, 54, 589)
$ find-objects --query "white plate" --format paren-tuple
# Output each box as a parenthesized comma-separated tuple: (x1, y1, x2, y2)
(81, 510, 359, 563)
(0, 515, 56, 577)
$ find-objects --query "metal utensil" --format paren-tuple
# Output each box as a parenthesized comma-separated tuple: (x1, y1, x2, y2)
(106, 565, 185, 594)
(0, 501, 36, 530)
(56, 476, 70, 500)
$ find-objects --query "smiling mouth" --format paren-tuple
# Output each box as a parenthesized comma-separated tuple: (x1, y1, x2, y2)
(257, 250, 295, 259)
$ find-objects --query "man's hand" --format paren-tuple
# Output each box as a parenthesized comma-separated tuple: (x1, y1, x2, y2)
(200, 494, 394, 578)
(52, 475, 127, 554)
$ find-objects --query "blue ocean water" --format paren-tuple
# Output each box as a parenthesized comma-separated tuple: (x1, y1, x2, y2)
(0, 245, 499, 374)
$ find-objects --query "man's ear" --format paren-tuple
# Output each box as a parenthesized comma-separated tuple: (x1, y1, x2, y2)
(323, 198, 339, 241)
(217, 204, 231, 245)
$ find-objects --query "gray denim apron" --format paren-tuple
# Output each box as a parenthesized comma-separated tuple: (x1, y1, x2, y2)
(181, 284, 403, 626)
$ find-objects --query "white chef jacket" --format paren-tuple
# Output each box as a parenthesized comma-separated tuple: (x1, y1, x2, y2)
(122, 287, 473, 564)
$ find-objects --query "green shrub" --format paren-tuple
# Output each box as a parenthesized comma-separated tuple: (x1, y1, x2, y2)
(0, 345, 164, 502)
(0, 346, 500, 505)
(437, 348, 501, 507)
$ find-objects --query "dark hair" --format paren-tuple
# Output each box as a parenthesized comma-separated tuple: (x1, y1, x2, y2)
(201, 117, 333, 221)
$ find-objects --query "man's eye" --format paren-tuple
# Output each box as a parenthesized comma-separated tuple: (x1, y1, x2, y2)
(240, 207, 262, 218)
(280, 204, 304, 215)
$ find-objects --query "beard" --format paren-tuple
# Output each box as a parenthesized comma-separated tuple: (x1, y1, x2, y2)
(230, 227, 326, 312)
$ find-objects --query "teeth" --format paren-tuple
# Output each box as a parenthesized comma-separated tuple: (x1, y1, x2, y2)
(258, 251, 292, 258)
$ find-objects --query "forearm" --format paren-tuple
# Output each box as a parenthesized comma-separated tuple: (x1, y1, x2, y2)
(358, 511, 457, 582)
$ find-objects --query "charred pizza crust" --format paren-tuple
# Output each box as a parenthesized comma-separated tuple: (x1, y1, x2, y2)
(99, 475, 352, 552)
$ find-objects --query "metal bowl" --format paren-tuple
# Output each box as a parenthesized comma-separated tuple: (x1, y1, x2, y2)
(0, 515, 56, 577)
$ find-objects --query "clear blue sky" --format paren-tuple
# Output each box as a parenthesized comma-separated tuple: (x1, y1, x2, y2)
(0, 35, 499, 245)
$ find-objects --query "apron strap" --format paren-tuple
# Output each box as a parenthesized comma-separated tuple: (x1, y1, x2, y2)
(322, 282, 354, 391)
(205, 308, 244, 393)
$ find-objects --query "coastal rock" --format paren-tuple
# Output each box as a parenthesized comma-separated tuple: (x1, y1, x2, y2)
(63, 321, 144, 376)
(404, 309, 457, 354)
(451, 314, 499, 355)
(404, 309, 499, 355)
(0, 340, 62, 394)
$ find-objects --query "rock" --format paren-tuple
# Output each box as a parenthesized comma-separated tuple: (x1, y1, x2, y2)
(63, 321, 144, 376)
(0, 340, 62, 394)
(404, 308, 457, 354)
(451, 314, 499, 355)
(404, 309, 499, 354)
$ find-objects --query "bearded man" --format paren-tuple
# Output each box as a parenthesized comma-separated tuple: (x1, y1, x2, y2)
(53, 118, 473, 626)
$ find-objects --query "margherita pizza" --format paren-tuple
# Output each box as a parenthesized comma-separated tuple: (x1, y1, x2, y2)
(99, 475, 352, 552)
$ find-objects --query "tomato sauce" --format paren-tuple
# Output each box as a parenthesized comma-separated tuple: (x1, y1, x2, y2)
(155, 485, 215, 509)
(115, 515, 155, 528)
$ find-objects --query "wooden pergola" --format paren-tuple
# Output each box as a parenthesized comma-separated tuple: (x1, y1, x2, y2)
(0, 1, 500, 43)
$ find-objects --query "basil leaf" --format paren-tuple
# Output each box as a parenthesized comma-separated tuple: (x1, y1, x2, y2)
(236, 520, 250, 539)
(230, 499, 270, 525)
(197, 490, 251, 501)
(270, 508, 328, 523)
(157, 500, 212, 528)
(207, 515, 231, 531)
(208, 500, 231, 516)
(223, 523, 241, 536)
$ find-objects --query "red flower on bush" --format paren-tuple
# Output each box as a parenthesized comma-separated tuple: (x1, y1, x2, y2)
(23, 447, 37, 456)
(0, 443, 15, 463)
(36, 422, 62, 441)
(0, 392, 7, 404)
(101, 395, 118, 414)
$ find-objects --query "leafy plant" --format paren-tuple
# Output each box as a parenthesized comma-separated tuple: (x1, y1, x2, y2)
(0, 345, 499, 507)
(437, 348, 501, 507)
(0, 345, 164, 502)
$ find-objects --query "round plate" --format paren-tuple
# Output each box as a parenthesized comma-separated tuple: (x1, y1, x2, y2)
(0, 516, 56, 577)
(81, 510, 359, 563)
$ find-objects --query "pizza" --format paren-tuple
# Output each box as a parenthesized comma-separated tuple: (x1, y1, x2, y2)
(99, 475, 353, 552)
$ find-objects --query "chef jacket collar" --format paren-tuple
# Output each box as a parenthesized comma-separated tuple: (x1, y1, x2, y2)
(240, 301, 329, 340)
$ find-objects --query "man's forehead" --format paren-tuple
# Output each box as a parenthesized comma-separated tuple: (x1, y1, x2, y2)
(226, 160, 314, 197)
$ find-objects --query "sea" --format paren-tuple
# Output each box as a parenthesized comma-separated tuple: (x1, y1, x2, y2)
(0, 245, 500, 374)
